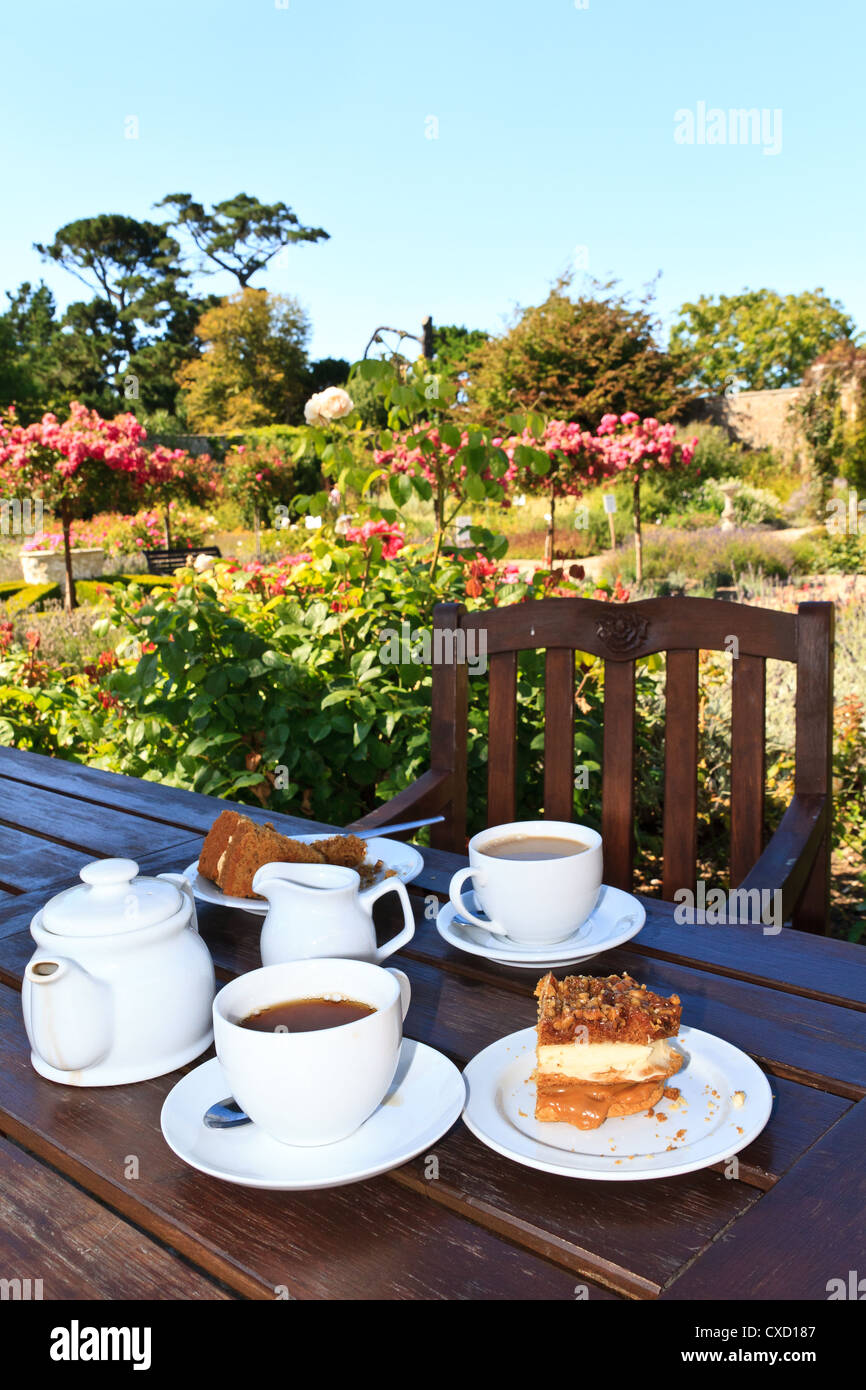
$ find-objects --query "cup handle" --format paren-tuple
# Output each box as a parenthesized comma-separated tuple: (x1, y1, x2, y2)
(359, 877, 416, 962)
(386, 968, 411, 1021)
(448, 866, 509, 936)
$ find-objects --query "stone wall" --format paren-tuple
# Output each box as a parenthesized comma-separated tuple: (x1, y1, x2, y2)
(684, 387, 806, 464)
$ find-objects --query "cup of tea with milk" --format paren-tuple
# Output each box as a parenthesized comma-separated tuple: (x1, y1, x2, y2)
(448, 821, 602, 945)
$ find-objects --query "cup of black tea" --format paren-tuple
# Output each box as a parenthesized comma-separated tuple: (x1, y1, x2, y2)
(448, 820, 603, 945)
(213, 959, 410, 1145)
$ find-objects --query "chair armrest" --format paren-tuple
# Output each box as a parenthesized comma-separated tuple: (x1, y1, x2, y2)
(737, 792, 828, 921)
(347, 768, 454, 835)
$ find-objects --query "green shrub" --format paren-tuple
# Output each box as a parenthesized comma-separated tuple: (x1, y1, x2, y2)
(4, 583, 61, 614)
(791, 532, 866, 575)
(112, 573, 175, 588)
(237, 424, 324, 498)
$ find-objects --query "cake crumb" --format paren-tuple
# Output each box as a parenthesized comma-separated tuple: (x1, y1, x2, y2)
(732, 1090, 745, 1109)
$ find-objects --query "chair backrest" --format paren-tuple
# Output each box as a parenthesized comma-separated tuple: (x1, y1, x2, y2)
(427, 595, 834, 921)
(144, 546, 222, 575)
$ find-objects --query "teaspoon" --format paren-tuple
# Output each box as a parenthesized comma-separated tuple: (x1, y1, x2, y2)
(204, 1096, 251, 1128)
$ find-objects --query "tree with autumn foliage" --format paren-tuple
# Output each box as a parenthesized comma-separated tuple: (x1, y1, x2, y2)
(470, 276, 692, 426)
(177, 289, 311, 430)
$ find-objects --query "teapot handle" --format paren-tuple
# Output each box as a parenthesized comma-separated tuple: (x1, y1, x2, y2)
(358, 876, 415, 962)
(158, 873, 199, 934)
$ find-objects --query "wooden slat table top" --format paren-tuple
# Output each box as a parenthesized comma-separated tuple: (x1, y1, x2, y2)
(0, 748, 863, 1301)
(0, 1134, 233, 1301)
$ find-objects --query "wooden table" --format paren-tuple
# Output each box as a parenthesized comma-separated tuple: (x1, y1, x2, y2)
(1, 744, 864, 1302)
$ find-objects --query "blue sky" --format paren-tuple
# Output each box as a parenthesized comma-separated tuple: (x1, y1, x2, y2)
(1, 0, 863, 362)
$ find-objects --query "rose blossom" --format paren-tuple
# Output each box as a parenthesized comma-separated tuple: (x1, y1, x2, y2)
(304, 387, 354, 427)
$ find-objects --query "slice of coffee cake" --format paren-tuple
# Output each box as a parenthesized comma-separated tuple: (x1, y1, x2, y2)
(197, 814, 387, 898)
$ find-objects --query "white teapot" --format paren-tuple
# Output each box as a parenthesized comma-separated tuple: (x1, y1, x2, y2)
(22, 858, 215, 1087)
(253, 861, 416, 967)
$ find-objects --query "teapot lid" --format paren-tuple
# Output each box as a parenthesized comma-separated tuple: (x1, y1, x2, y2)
(41, 858, 184, 937)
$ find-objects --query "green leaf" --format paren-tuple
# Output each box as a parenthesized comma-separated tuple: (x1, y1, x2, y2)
(412, 475, 433, 501)
(204, 668, 228, 697)
(356, 358, 392, 381)
(389, 473, 412, 507)
(465, 471, 485, 502)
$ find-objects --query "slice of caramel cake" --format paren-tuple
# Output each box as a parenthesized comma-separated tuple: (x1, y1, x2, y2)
(534, 972, 682, 1130)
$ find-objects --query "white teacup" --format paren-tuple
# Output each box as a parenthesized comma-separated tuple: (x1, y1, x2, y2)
(212, 959, 410, 1146)
(448, 820, 602, 945)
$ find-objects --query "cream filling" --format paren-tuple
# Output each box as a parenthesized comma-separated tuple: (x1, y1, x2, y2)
(537, 1038, 677, 1082)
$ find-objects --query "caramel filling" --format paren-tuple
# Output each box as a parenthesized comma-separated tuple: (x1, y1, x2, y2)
(535, 1078, 663, 1130)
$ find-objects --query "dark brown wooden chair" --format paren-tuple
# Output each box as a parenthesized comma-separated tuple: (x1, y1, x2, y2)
(351, 596, 835, 933)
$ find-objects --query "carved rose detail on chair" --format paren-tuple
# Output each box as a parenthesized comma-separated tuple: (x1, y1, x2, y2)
(595, 612, 649, 654)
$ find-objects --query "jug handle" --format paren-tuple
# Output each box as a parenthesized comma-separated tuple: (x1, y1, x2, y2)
(359, 876, 415, 962)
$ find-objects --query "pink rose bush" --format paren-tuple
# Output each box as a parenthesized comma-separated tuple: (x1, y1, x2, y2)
(375, 413, 696, 571)
(594, 413, 696, 480)
(342, 518, 406, 560)
(593, 414, 697, 582)
(0, 402, 212, 606)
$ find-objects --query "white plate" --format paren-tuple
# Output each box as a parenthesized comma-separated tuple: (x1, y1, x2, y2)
(462, 1025, 772, 1181)
(184, 835, 424, 914)
(160, 1041, 464, 1190)
(436, 884, 645, 966)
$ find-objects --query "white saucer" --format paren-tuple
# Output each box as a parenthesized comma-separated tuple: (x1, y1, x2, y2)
(436, 884, 645, 966)
(184, 835, 424, 914)
(462, 1025, 772, 1181)
(160, 1041, 464, 1190)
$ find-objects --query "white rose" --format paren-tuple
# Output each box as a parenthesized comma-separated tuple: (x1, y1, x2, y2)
(304, 387, 354, 427)
(193, 552, 214, 572)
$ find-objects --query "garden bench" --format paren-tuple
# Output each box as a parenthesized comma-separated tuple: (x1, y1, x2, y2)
(145, 546, 222, 575)
(351, 595, 835, 933)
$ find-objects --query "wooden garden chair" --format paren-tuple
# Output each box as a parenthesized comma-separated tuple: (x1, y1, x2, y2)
(351, 596, 835, 933)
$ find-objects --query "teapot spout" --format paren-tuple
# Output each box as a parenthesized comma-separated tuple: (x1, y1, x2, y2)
(23, 957, 112, 1073)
